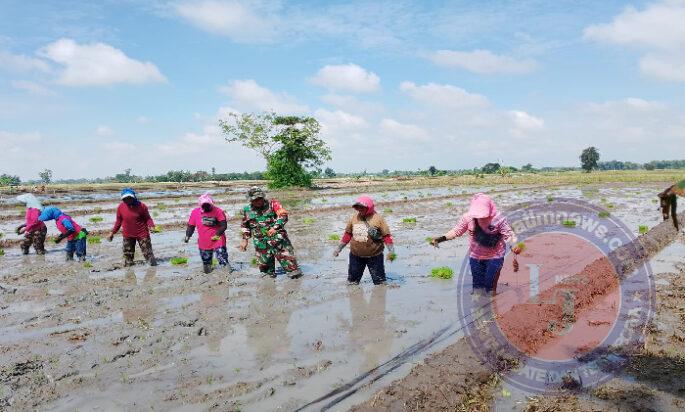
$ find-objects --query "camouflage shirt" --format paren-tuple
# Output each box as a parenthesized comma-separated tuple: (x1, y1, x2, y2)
(241, 200, 290, 245)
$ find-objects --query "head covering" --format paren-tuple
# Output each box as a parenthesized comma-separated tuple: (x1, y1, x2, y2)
(38, 206, 64, 222)
(121, 188, 137, 200)
(353, 195, 375, 216)
(247, 186, 266, 201)
(198, 193, 214, 206)
(16, 193, 43, 210)
(467, 193, 497, 219)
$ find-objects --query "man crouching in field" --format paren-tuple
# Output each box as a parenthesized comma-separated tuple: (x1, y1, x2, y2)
(239, 187, 303, 279)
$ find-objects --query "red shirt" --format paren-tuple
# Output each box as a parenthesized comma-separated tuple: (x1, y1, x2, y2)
(112, 202, 154, 239)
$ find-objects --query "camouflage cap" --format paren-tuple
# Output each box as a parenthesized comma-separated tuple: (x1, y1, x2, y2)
(247, 186, 266, 200)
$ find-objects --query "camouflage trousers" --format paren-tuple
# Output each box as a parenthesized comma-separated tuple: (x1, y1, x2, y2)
(254, 239, 301, 278)
(21, 228, 47, 255)
(123, 236, 156, 266)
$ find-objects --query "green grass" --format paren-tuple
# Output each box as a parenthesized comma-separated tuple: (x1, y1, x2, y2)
(170, 256, 189, 265)
(402, 217, 417, 223)
(598, 211, 610, 218)
(430, 267, 453, 279)
(639, 225, 649, 234)
(383, 208, 393, 213)
(87, 236, 102, 245)
(89, 216, 103, 223)
(303, 217, 316, 224)
(562, 220, 576, 228)
(328, 233, 340, 241)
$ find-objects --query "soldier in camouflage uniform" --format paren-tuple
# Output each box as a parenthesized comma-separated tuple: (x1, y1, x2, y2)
(239, 187, 303, 279)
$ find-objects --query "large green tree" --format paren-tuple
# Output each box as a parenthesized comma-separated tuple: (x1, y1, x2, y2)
(580, 146, 600, 173)
(220, 112, 331, 188)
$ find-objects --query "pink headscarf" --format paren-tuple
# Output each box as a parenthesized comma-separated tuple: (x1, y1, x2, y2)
(467, 193, 497, 219)
(353, 195, 375, 216)
(198, 193, 214, 207)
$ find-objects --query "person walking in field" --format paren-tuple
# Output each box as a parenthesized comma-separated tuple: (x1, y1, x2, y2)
(239, 187, 302, 279)
(657, 178, 685, 230)
(333, 196, 395, 285)
(430, 193, 521, 296)
(15, 193, 47, 255)
(107, 188, 157, 266)
(184, 193, 232, 274)
(38, 206, 88, 261)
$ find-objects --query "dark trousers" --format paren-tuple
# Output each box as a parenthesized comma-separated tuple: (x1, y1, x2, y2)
(200, 247, 229, 266)
(65, 238, 87, 261)
(469, 257, 504, 292)
(348, 253, 386, 285)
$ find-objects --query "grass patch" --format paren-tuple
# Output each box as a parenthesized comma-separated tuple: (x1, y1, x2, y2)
(383, 208, 393, 213)
(170, 256, 189, 265)
(303, 217, 316, 224)
(430, 266, 453, 279)
(87, 236, 102, 245)
(328, 233, 340, 241)
(598, 211, 610, 218)
(562, 220, 576, 228)
(89, 216, 103, 223)
(639, 225, 649, 234)
(402, 217, 417, 223)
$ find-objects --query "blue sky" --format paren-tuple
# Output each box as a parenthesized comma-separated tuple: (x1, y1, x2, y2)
(1, 0, 684, 180)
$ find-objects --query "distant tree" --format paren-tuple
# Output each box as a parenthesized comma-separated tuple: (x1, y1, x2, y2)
(521, 163, 535, 172)
(481, 163, 501, 174)
(580, 147, 600, 172)
(324, 167, 336, 178)
(114, 168, 135, 183)
(428, 166, 438, 176)
(38, 169, 53, 184)
(381, 169, 389, 176)
(0, 174, 20, 187)
(644, 163, 656, 171)
(211, 167, 216, 176)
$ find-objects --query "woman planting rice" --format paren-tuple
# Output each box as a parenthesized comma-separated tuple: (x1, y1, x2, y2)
(184, 193, 231, 274)
(657, 178, 685, 230)
(108, 188, 158, 266)
(38, 206, 88, 261)
(15, 193, 47, 255)
(430, 193, 521, 296)
(333, 196, 395, 285)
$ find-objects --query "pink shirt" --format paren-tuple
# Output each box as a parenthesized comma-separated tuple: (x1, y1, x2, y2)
(446, 213, 515, 259)
(188, 206, 227, 250)
(25, 208, 47, 233)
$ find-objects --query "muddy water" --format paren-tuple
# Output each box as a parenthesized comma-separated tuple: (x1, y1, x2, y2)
(0, 182, 675, 410)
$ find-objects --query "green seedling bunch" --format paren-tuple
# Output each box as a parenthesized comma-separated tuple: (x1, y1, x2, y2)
(639, 225, 649, 235)
(446, 202, 454, 207)
(402, 217, 417, 223)
(156, 203, 167, 211)
(83, 261, 93, 269)
(562, 220, 576, 228)
(87, 236, 102, 245)
(250, 257, 258, 267)
(383, 208, 393, 213)
(303, 217, 316, 224)
(170, 257, 189, 265)
(89, 216, 104, 223)
(515, 242, 526, 252)
(430, 267, 453, 279)
(546, 195, 554, 202)
(152, 227, 162, 233)
(387, 252, 397, 262)
(598, 211, 610, 218)
(0, 248, 4, 256)
(328, 234, 340, 241)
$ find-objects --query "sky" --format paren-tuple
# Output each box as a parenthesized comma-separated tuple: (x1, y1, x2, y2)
(1, 0, 685, 180)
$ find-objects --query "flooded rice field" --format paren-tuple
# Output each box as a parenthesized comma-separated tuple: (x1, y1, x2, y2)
(1, 181, 683, 411)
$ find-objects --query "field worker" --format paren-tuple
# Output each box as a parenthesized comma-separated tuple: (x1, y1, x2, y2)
(15, 193, 47, 255)
(184, 193, 231, 274)
(38, 206, 88, 261)
(107, 188, 158, 266)
(333, 196, 395, 285)
(239, 187, 302, 279)
(657, 178, 684, 230)
(430, 193, 521, 296)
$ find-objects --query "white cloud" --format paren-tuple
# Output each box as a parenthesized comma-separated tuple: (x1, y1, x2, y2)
(219, 79, 308, 113)
(399, 81, 490, 109)
(39, 38, 166, 86)
(0, 50, 50, 73)
(11, 80, 54, 96)
(175, 0, 275, 43)
(309, 64, 380, 93)
(136, 116, 149, 124)
(428, 49, 537, 75)
(585, 97, 666, 113)
(95, 125, 114, 136)
(584, 1, 685, 81)
(320, 94, 385, 116)
(315, 109, 368, 130)
(379, 118, 429, 141)
(509, 110, 545, 130)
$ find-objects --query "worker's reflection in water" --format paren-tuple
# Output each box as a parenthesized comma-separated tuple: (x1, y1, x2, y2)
(346, 286, 393, 372)
(122, 267, 158, 325)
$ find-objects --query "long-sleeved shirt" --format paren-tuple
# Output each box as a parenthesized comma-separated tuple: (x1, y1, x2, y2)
(112, 202, 154, 239)
(445, 212, 516, 259)
(25, 207, 46, 232)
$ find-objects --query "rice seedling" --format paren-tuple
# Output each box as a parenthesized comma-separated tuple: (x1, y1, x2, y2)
(403, 196, 408, 201)
(89, 216, 103, 223)
(320, 198, 328, 203)
(152, 211, 159, 217)
(430, 267, 453, 279)
(402, 217, 417, 223)
(639, 225, 649, 234)
(83, 261, 93, 269)
(156, 203, 167, 211)
(446, 202, 453, 207)
(606, 203, 615, 209)
(328, 233, 340, 241)
(387, 252, 397, 262)
(250, 257, 258, 267)
(546, 195, 554, 202)
(170, 256, 189, 265)
(0, 233, 3, 239)
(0, 248, 4, 256)
(383, 208, 393, 213)
(426, 237, 434, 244)
(87, 236, 102, 245)
(303, 217, 316, 224)
(152, 226, 162, 233)
(515, 241, 526, 252)
(562, 220, 576, 228)
(598, 211, 610, 218)
(94, 207, 102, 213)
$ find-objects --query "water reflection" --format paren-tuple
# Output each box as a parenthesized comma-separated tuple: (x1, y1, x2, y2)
(346, 286, 393, 371)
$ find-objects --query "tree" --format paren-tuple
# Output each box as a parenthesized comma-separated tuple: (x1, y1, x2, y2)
(428, 166, 438, 176)
(324, 167, 336, 178)
(38, 169, 53, 184)
(481, 163, 501, 174)
(220, 112, 331, 188)
(521, 163, 535, 172)
(580, 147, 600, 173)
(0, 174, 20, 187)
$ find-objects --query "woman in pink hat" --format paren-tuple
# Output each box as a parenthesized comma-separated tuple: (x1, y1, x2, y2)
(184, 193, 230, 274)
(430, 193, 521, 295)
